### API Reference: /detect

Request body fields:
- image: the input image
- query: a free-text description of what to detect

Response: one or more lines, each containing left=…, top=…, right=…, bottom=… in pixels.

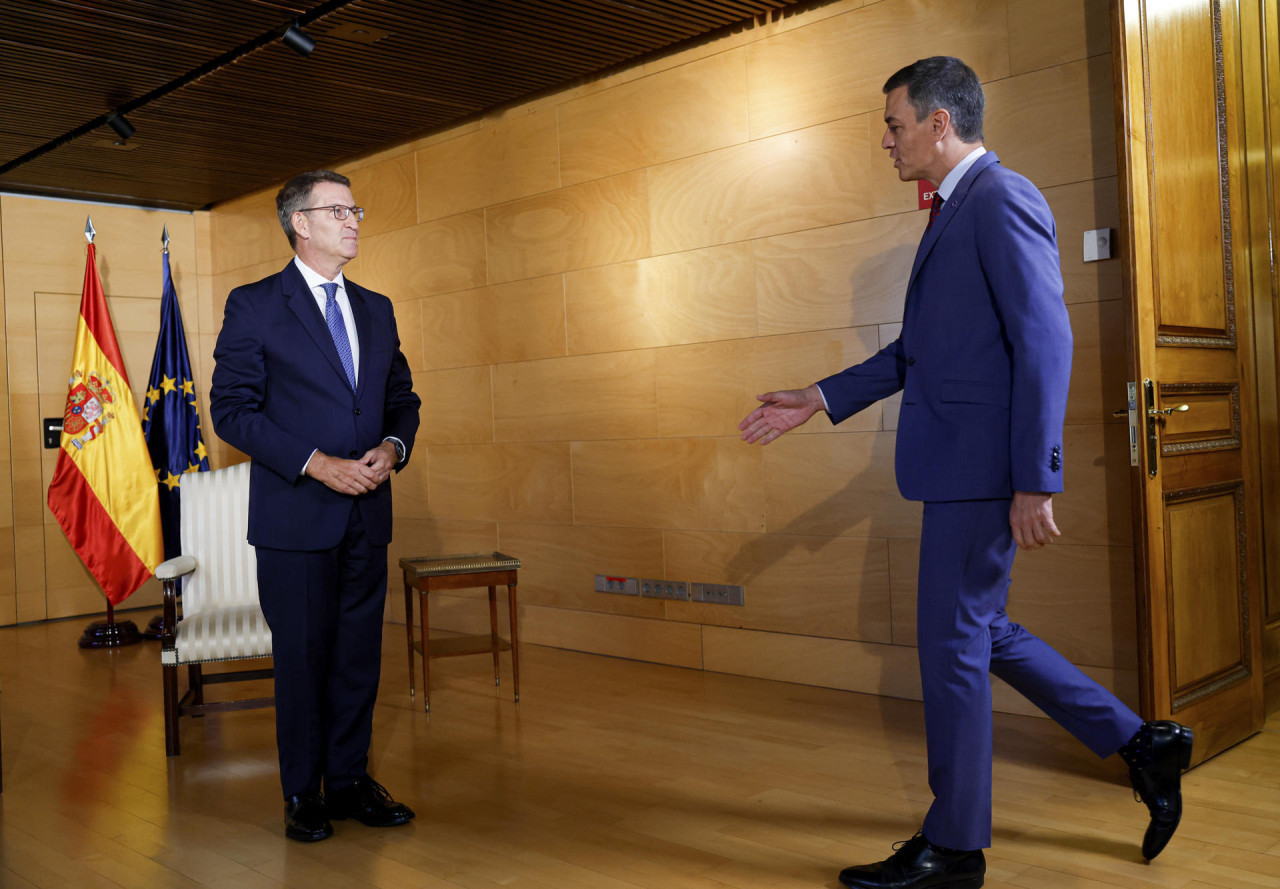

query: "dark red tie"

left=926, top=192, right=943, bottom=232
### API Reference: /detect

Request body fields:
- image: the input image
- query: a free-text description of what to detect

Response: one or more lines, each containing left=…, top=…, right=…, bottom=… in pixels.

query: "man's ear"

left=292, top=211, right=310, bottom=242
left=932, top=108, right=952, bottom=141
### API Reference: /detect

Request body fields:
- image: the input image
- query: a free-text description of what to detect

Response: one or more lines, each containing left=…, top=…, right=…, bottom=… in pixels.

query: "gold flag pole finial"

left=84, top=216, right=96, bottom=244
left=162, top=224, right=170, bottom=254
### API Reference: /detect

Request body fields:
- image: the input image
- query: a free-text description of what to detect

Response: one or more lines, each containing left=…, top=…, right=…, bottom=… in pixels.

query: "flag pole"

left=67, top=216, right=144, bottom=649
left=143, top=225, right=172, bottom=639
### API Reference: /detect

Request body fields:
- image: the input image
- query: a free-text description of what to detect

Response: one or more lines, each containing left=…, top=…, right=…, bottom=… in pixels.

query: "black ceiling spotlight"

left=105, top=111, right=135, bottom=141
left=281, top=22, right=316, bottom=56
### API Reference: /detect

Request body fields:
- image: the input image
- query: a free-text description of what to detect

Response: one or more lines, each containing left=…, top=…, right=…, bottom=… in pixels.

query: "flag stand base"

left=78, top=602, right=142, bottom=648
left=78, top=618, right=143, bottom=648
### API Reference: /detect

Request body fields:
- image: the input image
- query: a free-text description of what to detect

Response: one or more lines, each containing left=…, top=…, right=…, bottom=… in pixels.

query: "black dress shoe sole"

left=285, top=823, right=334, bottom=842
left=330, top=810, right=414, bottom=827
left=838, top=874, right=984, bottom=889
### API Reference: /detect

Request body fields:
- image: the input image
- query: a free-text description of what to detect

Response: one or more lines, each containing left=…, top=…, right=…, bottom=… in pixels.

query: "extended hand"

left=1010, top=491, right=1060, bottom=549
left=739, top=385, right=824, bottom=445
left=305, top=449, right=388, bottom=495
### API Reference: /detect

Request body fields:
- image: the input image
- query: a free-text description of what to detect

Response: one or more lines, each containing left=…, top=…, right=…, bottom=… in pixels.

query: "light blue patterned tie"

left=321, top=282, right=356, bottom=390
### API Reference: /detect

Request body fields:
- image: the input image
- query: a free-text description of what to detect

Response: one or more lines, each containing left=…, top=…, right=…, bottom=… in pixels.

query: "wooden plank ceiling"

left=0, top=0, right=808, bottom=211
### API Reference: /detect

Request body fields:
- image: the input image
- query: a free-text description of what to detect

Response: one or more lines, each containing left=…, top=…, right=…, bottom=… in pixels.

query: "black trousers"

left=255, top=506, right=387, bottom=799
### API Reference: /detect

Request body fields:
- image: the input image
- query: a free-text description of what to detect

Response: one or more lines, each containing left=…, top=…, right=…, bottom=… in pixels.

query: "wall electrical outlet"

left=594, top=574, right=639, bottom=595
left=640, top=579, right=689, bottom=600
left=689, top=583, right=745, bottom=606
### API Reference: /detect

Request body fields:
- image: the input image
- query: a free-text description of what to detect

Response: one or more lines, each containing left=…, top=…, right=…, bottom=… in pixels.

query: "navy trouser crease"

left=916, top=499, right=1144, bottom=851
left=256, top=504, right=388, bottom=800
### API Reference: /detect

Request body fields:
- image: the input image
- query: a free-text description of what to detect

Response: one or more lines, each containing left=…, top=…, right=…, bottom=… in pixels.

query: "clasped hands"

left=305, top=441, right=398, bottom=496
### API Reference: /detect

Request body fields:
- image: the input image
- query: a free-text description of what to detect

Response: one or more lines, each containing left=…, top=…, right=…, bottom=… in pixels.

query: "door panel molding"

left=1162, top=481, right=1250, bottom=710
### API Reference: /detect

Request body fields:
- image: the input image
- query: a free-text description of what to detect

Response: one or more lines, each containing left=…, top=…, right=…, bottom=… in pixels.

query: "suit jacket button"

left=348, top=450, right=359, bottom=458
left=354, top=408, right=361, bottom=416
left=906, top=357, right=916, bottom=366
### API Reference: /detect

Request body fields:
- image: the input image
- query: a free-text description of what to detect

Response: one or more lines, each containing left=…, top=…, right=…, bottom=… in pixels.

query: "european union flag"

left=142, top=245, right=210, bottom=559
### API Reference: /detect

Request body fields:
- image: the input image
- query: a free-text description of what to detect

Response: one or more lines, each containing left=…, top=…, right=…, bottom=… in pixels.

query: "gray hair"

left=883, top=57, right=985, bottom=144
left=276, top=170, right=352, bottom=250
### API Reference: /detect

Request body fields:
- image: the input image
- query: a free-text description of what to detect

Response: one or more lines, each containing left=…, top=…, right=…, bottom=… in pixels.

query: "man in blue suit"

left=740, top=58, right=1191, bottom=888
left=211, top=170, right=421, bottom=842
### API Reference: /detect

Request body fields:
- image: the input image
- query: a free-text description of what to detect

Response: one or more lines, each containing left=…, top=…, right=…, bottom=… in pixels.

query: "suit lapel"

left=282, top=261, right=355, bottom=393
left=905, top=151, right=1000, bottom=295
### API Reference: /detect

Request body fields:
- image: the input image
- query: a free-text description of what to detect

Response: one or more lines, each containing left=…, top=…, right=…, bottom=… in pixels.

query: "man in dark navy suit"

left=211, top=170, right=421, bottom=842
left=740, top=58, right=1191, bottom=888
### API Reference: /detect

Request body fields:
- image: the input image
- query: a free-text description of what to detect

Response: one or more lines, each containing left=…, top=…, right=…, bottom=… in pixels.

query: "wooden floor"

left=1, top=616, right=1277, bottom=889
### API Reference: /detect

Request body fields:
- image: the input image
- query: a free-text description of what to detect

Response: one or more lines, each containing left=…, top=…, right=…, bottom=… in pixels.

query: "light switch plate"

left=1084, top=228, right=1111, bottom=262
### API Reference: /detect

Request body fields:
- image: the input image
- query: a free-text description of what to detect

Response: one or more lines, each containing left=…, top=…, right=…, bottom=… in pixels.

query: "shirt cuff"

left=814, top=382, right=831, bottom=413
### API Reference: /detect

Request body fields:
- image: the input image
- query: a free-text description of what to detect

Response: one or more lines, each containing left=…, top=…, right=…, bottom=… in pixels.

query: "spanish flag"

left=48, top=237, right=163, bottom=604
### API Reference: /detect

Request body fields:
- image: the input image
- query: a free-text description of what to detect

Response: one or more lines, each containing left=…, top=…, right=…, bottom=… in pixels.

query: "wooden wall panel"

left=493, top=351, right=658, bottom=443
left=663, top=530, right=892, bottom=641
left=762, top=432, right=923, bottom=539
left=496, top=522, right=666, bottom=617
left=343, top=151, right=418, bottom=239
left=415, top=109, right=560, bottom=223
left=208, top=187, right=290, bottom=275
left=648, top=116, right=873, bottom=255
left=745, top=0, right=1009, bottom=138
left=520, top=604, right=704, bottom=669
left=1066, top=299, right=1128, bottom=427
left=656, top=327, right=882, bottom=440
left=985, top=56, right=1117, bottom=190
left=419, top=276, right=566, bottom=372
left=754, top=213, right=921, bottom=336
left=1044, top=177, right=1124, bottom=306
left=565, top=243, right=757, bottom=355
left=427, top=443, right=573, bottom=525
left=702, top=625, right=922, bottom=700
left=352, top=210, right=487, bottom=303
left=572, top=438, right=763, bottom=532
left=559, top=49, right=749, bottom=186
left=1054, top=423, right=1134, bottom=548
left=1007, top=0, right=1111, bottom=75
left=486, top=171, right=650, bottom=283
left=415, top=366, right=494, bottom=446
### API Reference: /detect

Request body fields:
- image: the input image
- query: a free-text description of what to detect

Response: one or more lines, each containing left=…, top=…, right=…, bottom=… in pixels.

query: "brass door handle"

left=1148, top=403, right=1190, bottom=417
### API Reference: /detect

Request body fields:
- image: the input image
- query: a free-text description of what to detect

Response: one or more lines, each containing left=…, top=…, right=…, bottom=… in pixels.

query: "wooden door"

left=1112, top=0, right=1267, bottom=763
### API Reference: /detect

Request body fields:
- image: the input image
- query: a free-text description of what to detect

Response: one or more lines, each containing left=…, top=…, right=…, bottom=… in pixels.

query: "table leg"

left=488, top=585, right=501, bottom=687
left=420, top=588, right=431, bottom=713
left=403, top=574, right=415, bottom=698
left=508, top=581, right=520, bottom=703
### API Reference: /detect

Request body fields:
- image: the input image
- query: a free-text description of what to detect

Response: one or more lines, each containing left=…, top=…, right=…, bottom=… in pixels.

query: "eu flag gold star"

left=146, top=387, right=161, bottom=404
left=194, top=441, right=208, bottom=461
left=181, top=380, right=195, bottom=396
left=161, top=375, right=177, bottom=394
left=163, top=471, right=181, bottom=491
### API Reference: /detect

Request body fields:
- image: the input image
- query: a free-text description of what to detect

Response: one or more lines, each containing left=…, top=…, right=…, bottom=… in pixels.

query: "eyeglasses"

left=298, top=204, right=365, bottom=221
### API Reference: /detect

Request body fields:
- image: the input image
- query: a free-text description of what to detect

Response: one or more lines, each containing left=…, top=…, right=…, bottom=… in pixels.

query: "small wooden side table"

left=398, top=552, right=521, bottom=712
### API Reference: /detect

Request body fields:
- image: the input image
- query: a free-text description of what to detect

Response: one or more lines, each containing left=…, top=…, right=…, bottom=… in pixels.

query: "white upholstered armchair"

left=159, top=460, right=273, bottom=756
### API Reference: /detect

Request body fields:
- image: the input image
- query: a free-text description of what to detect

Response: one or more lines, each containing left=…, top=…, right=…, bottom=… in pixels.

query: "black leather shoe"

left=284, top=790, right=333, bottom=842
left=838, top=834, right=985, bottom=888
left=1129, top=720, right=1193, bottom=860
left=327, top=776, right=415, bottom=827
